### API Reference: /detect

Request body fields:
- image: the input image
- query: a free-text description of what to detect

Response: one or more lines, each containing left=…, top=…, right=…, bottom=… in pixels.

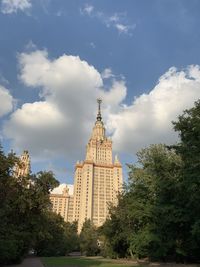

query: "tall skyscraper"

left=50, top=99, right=123, bottom=231
left=73, top=99, right=123, bottom=231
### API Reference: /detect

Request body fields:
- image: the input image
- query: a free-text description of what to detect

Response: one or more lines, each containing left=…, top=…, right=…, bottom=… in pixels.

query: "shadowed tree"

left=79, top=219, right=99, bottom=256
left=102, top=99, right=200, bottom=262
left=102, top=144, right=183, bottom=260
left=172, top=99, right=200, bottom=261
left=0, top=145, right=60, bottom=264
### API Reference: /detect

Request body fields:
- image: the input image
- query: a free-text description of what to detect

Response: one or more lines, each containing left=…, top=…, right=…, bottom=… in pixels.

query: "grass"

left=42, top=256, right=138, bottom=267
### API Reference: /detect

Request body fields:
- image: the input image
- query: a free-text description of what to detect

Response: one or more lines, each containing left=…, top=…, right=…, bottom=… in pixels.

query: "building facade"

left=50, top=186, right=74, bottom=223
left=14, top=150, right=31, bottom=178
left=73, top=99, right=123, bottom=231
left=50, top=99, right=123, bottom=231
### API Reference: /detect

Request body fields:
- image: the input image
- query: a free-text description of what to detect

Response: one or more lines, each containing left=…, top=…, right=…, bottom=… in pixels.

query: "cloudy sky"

left=0, top=0, right=200, bottom=185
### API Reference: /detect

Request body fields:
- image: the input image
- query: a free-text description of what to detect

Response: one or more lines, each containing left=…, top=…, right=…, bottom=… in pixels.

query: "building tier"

left=50, top=99, right=123, bottom=232
left=73, top=99, right=123, bottom=231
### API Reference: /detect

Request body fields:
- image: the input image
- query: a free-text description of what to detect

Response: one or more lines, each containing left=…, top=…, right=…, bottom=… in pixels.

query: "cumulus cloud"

left=108, top=65, right=200, bottom=154
left=1, top=0, right=32, bottom=14
left=4, top=101, right=66, bottom=157
left=0, top=85, right=13, bottom=117
left=3, top=48, right=200, bottom=163
left=101, top=80, right=127, bottom=114
left=4, top=49, right=125, bottom=159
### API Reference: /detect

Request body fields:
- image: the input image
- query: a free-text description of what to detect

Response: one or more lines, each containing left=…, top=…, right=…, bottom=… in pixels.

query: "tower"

left=14, top=150, right=31, bottom=178
left=73, top=99, right=123, bottom=231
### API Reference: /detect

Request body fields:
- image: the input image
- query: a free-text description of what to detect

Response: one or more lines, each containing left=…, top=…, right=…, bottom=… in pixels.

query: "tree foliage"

left=102, top=99, right=200, bottom=262
left=102, top=144, right=183, bottom=260
left=172, top=99, right=200, bottom=261
left=0, top=146, right=78, bottom=264
left=35, top=214, right=79, bottom=256
left=79, top=219, right=99, bottom=256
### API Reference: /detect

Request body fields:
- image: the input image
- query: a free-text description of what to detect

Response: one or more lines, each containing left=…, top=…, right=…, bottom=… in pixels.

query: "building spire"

left=96, top=98, right=102, bottom=121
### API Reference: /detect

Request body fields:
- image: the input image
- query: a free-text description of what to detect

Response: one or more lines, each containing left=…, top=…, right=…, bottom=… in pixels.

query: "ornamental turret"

left=14, top=150, right=31, bottom=178
left=86, top=99, right=112, bottom=164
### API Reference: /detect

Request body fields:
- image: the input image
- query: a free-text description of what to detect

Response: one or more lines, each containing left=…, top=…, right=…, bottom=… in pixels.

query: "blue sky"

left=0, top=0, right=200, bottom=185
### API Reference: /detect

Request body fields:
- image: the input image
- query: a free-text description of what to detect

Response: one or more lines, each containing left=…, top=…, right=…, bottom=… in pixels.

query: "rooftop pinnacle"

left=96, top=98, right=102, bottom=122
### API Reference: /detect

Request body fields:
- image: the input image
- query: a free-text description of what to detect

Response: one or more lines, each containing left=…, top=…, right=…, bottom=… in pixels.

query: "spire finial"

left=96, top=98, right=102, bottom=121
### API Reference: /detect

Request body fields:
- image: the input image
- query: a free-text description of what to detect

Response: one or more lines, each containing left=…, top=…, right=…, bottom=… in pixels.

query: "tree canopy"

left=79, top=219, right=99, bottom=256
left=0, top=147, right=79, bottom=264
left=101, top=99, right=200, bottom=262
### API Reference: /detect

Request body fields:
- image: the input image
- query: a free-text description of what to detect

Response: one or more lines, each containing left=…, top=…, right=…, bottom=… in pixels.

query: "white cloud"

left=0, top=73, right=9, bottom=85
left=109, top=13, right=120, bottom=22
left=115, top=23, right=136, bottom=35
left=4, top=101, right=66, bottom=157
left=80, top=5, right=135, bottom=35
left=24, top=40, right=37, bottom=51
left=101, top=68, right=114, bottom=79
left=4, top=49, right=125, bottom=159
left=3, top=48, right=200, bottom=165
left=101, top=80, right=127, bottom=112
left=0, top=85, right=13, bottom=117
left=108, top=65, right=200, bottom=154
left=81, top=4, right=94, bottom=15
left=1, top=0, right=32, bottom=14
left=18, top=50, right=102, bottom=91
left=115, top=24, right=128, bottom=34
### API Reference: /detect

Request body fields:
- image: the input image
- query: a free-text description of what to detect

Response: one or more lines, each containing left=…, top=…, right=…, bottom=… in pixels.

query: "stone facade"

left=73, top=99, right=123, bottom=231
left=50, top=186, right=74, bottom=222
left=50, top=99, right=123, bottom=231
left=14, top=150, right=31, bottom=178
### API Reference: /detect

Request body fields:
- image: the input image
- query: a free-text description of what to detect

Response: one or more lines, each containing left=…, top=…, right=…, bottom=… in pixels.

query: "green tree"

left=79, top=219, right=99, bottom=256
left=0, top=145, right=60, bottom=264
left=173, top=99, right=200, bottom=261
left=102, top=99, right=200, bottom=262
left=100, top=197, right=130, bottom=258
left=0, top=146, right=25, bottom=264
left=35, top=213, right=79, bottom=256
left=127, top=145, right=183, bottom=260
left=102, top=144, right=183, bottom=261
left=64, top=221, right=80, bottom=253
